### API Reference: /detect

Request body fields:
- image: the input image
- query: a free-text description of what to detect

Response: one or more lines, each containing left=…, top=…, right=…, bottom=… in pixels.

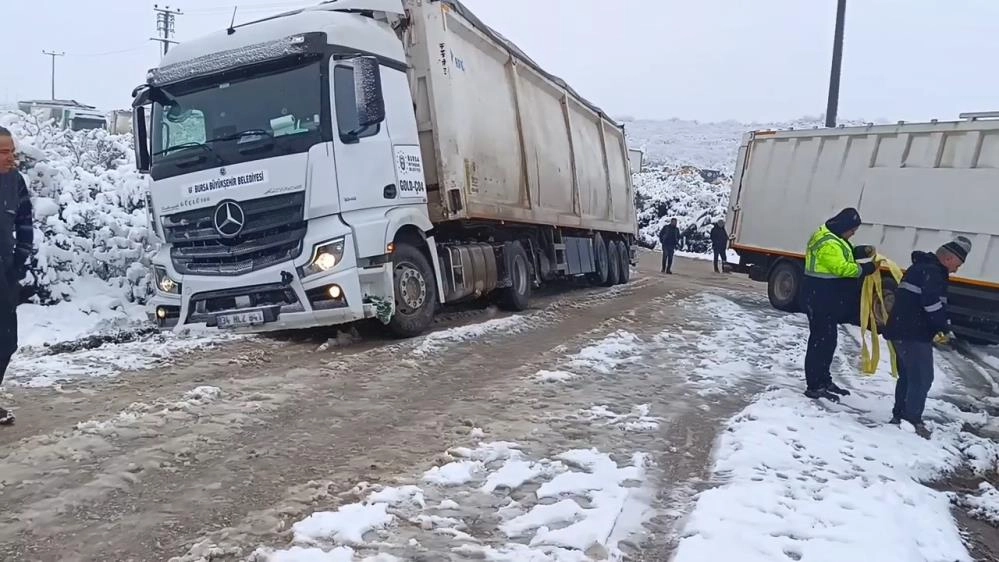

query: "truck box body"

left=728, top=119, right=999, bottom=342
left=405, top=0, right=636, bottom=235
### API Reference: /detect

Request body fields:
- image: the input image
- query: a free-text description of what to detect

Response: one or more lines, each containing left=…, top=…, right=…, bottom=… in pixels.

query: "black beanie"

left=825, top=207, right=862, bottom=237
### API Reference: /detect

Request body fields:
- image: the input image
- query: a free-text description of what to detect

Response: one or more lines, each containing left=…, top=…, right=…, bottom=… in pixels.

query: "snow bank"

left=624, top=116, right=875, bottom=254
left=674, top=389, right=972, bottom=562
left=255, top=441, right=652, bottom=560
left=672, top=292, right=999, bottom=562
left=0, top=110, right=153, bottom=308
left=633, top=165, right=730, bottom=251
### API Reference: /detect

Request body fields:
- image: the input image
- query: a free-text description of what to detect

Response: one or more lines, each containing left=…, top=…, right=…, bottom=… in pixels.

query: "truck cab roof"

left=154, top=2, right=404, bottom=77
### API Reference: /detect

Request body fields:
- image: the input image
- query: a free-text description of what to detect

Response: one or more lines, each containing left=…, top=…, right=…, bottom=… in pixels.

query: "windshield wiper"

left=207, top=129, right=274, bottom=143
left=153, top=141, right=225, bottom=165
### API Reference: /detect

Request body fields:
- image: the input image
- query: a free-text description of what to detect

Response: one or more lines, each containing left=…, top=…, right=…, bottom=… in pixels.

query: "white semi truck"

left=726, top=115, right=999, bottom=343
left=131, top=0, right=637, bottom=337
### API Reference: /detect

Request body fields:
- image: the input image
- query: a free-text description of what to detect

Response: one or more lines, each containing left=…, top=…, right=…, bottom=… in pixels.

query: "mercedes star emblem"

left=213, top=200, right=245, bottom=238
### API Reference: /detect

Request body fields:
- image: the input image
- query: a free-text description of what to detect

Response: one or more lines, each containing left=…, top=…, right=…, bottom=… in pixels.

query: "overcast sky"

left=2, top=0, right=997, bottom=123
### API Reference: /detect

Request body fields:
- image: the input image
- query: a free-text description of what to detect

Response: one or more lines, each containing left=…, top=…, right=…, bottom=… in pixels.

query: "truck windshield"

left=150, top=61, right=323, bottom=180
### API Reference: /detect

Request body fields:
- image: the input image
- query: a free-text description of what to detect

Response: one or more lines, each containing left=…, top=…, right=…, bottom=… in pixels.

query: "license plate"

left=216, top=309, right=265, bottom=329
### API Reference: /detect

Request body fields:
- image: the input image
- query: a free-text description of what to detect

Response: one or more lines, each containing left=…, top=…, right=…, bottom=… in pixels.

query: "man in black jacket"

left=710, top=220, right=729, bottom=273
left=658, top=218, right=680, bottom=274
left=884, top=236, right=971, bottom=437
left=0, top=126, right=33, bottom=426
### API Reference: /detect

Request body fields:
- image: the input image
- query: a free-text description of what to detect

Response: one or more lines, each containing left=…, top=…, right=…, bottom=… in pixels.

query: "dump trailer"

left=727, top=115, right=999, bottom=343
left=131, top=0, right=637, bottom=337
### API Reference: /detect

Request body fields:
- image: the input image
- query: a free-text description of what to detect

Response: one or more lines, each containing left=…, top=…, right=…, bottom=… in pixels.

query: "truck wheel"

left=616, top=241, right=631, bottom=284
left=587, top=233, right=609, bottom=285
left=387, top=243, right=437, bottom=338
left=605, top=240, right=621, bottom=287
left=500, top=241, right=532, bottom=311
left=768, top=260, right=803, bottom=313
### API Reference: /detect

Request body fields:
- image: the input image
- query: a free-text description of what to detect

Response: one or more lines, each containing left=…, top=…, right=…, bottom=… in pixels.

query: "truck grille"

left=163, top=192, right=307, bottom=276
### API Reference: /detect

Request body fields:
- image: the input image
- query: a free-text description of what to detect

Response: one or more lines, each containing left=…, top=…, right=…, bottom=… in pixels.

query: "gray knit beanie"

left=940, top=236, right=972, bottom=263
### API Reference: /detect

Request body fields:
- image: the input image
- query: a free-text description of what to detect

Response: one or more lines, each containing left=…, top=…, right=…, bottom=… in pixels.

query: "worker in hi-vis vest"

left=802, top=207, right=877, bottom=402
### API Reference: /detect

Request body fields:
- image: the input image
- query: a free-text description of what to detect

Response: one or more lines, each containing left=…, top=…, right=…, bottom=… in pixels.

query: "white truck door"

left=329, top=60, right=397, bottom=216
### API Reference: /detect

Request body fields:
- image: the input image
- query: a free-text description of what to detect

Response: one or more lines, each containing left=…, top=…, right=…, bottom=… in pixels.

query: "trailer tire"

left=617, top=241, right=631, bottom=284
left=499, top=241, right=532, bottom=311
left=768, top=260, right=803, bottom=313
left=386, top=243, right=437, bottom=338
left=605, top=240, right=621, bottom=287
left=588, top=233, right=610, bottom=286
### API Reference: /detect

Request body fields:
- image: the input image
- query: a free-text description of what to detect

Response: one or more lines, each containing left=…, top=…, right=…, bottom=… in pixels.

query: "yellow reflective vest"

left=805, top=225, right=861, bottom=279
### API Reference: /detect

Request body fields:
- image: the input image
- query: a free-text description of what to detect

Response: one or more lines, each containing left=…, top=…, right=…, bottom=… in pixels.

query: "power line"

left=66, top=45, right=151, bottom=58
left=151, top=4, right=183, bottom=57
left=41, top=50, right=64, bottom=100
left=184, top=1, right=313, bottom=14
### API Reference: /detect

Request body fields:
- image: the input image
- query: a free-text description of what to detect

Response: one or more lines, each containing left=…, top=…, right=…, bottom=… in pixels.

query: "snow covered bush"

left=633, top=165, right=731, bottom=252
left=0, top=111, right=154, bottom=305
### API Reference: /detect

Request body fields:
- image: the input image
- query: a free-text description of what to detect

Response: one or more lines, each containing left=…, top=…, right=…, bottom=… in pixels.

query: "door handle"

left=383, top=184, right=398, bottom=199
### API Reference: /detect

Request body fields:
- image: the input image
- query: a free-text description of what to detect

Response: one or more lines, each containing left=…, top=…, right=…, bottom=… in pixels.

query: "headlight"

left=154, top=266, right=181, bottom=294
left=300, top=237, right=346, bottom=278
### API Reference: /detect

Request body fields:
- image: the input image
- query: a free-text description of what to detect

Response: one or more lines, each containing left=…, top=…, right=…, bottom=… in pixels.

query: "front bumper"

left=149, top=262, right=393, bottom=333
left=147, top=230, right=394, bottom=333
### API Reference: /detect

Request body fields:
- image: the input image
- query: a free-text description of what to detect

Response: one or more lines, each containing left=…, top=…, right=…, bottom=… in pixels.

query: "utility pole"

left=41, top=50, right=65, bottom=100
left=824, top=0, right=847, bottom=128
left=151, top=5, right=182, bottom=57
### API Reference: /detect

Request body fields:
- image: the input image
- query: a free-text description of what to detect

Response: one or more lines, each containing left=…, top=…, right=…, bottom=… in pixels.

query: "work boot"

left=888, top=416, right=902, bottom=425
left=804, top=387, right=840, bottom=403
left=0, top=407, right=14, bottom=426
left=826, top=382, right=852, bottom=397
left=913, top=423, right=931, bottom=440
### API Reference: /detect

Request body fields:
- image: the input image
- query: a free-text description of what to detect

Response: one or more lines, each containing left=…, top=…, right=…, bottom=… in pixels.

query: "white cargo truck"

left=727, top=115, right=999, bottom=343
left=131, top=0, right=637, bottom=337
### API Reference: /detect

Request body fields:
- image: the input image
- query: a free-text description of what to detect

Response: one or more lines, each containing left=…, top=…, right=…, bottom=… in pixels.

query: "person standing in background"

left=659, top=218, right=681, bottom=274
left=0, top=126, right=33, bottom=426
left=710, top=220, right=729, bottom=273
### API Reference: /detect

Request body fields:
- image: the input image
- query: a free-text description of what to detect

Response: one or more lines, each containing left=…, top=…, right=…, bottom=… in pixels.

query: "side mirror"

left=353, top=56, right=385, bottom=130
left=133, top=105, right=151, bottom=173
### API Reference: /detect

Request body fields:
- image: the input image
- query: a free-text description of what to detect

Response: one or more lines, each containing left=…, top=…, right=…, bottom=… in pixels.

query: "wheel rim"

left=774, top=269, right=795, bottom=302
left=512, top=256, right=528, bottom=296
left=395, top=262, right=427, bottom=315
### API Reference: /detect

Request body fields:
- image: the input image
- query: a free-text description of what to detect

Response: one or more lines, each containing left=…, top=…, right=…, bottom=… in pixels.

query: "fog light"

left=156, top=306, right=167, bottom=319
left=328, top=285, right=342, bottom=299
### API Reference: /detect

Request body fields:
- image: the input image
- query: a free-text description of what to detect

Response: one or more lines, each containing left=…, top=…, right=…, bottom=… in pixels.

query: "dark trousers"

left=804, top=307, right=838, bottom=391
left=662, top=247, right=676, bottom=272
left=892, top=340, right=934, bottom=424
left=0, top=274, right=18, bottom=386
left=713, top=248, right=727, bottom=272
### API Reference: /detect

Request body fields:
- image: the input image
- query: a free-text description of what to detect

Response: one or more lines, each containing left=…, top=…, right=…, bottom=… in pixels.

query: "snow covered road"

left=0, top=253, right=996, bottom=562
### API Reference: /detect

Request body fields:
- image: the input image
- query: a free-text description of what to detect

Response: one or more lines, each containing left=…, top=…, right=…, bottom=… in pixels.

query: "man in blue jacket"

left=884, top=236, right=971, bottom=437
left=0, top=127, right=33, bottom=426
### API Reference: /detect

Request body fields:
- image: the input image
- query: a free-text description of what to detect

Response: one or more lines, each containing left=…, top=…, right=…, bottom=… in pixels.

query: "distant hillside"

left=621, top=116, right=875, bottom=173
left=622, top=116, right=873, bottom=251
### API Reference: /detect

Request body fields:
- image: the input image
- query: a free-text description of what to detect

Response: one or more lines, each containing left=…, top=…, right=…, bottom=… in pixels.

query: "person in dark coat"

left=884, top=237, right=971, bottom=438
left=0, top=126, right=33, bottom=426
left=710, top=220, right=729, bottom=273
left=658, top=218, right=680, bottom=274
left=802, top=208, right=877, bottom=402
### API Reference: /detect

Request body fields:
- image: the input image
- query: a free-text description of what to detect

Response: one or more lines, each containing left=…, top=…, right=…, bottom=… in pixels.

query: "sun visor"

left=146, top=32, right=327, bottom=88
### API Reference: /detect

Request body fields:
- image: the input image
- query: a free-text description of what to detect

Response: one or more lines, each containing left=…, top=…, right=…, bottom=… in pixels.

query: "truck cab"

left=133, top=4, right=439, bottom=335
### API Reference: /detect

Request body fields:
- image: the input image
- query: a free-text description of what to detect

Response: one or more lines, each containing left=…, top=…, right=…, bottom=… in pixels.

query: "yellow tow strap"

left=859, top=254, right=904, bottom=377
